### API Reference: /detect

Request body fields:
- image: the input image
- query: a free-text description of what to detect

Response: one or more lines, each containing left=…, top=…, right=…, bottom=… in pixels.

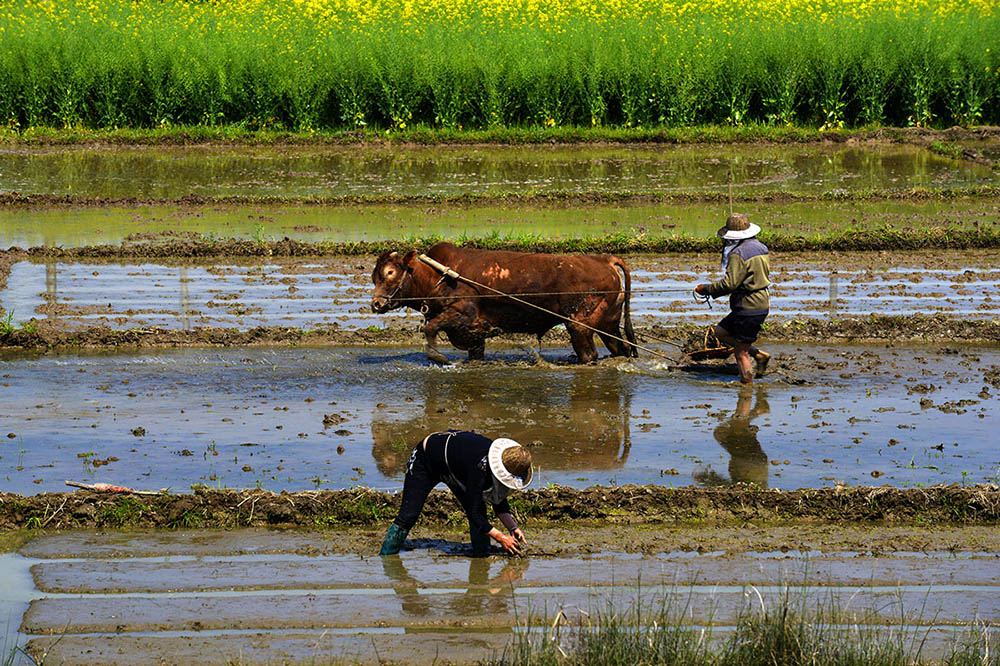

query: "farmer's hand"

left=694, top=284, right=708, bottom=295
left=511, top=528, right=526, bottom=544
left=489, top=528, right=522, bottom=556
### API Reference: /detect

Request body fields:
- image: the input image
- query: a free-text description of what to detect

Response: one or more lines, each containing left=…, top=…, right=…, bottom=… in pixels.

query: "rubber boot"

left=470, top=528, right=491, bottom=558
left=379, top=523, right=409, bottom=556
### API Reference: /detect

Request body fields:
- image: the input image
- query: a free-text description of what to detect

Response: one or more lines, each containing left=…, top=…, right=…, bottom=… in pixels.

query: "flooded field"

left=3, top=251, right=999, bottom=332
left=2, top=143, right=995, bottom=201
left=1, top=342, right=998, bottom=496
left=2, top=527, right=999, bottom=664
left=3, top=197, right=1000, bottom=249
left=2, top=137, right=999, bottom=664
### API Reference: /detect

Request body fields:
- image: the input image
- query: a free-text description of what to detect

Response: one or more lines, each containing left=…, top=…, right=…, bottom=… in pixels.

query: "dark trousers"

left=393, top=445, right=441, bottom=531
left=392, top=445, right=491, bottom=555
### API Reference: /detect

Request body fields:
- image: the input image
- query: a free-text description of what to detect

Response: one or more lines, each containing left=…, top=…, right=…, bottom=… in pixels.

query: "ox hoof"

left=425, top=348, right=450, bottom=365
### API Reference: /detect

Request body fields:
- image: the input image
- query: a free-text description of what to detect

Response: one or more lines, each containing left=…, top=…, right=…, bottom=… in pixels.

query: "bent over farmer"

left=379, top=430, right=533, bottom=557
left=695, top=213, right=772, bottom=384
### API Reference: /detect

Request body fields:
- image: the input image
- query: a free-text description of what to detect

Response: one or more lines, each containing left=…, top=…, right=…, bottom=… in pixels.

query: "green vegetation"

left=0, top=0, right=997, bottom=133
left=489, top=593, right=999, bottom=666
left=96, top=496, right=148, bottom=527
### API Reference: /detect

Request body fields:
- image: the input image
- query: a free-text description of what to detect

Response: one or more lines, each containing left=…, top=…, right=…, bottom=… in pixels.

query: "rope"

left=634, top=329, right=686, bottom=349
left=417, top=254, right=684, bottom=364
left=391, top=286, right=688, bottom=303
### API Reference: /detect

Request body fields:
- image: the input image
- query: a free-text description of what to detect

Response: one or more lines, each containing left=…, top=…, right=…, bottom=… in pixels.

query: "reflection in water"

left=179, top=266, right=191, bottom=332
left=381, top=555, right=527, bottom=618
left=371, top=369, right=632, bottom=477
left=829, top=272, right=840, bottom=313
left=694, top=388, right=770, bottom=488
left=44, top=261, right=57, bottom=319
left=0, top=144, right=992, bottom=201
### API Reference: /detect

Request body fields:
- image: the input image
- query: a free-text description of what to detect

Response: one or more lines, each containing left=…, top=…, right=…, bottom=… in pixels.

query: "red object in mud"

left=65, top=480, right=161, bottom=495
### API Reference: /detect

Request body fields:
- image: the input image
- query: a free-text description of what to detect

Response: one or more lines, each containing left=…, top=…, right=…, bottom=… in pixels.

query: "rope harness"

left=416, top=254, right=685, bottom=363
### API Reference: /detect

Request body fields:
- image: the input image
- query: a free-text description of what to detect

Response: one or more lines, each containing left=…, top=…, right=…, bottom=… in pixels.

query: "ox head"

left=371, top=249, right=418, bottom=313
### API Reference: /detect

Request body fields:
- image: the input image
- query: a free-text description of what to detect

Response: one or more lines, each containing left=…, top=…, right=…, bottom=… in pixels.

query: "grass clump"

left=489, top=588, right=1000, bottom=666
left=95, top=496, right=148, bottom=527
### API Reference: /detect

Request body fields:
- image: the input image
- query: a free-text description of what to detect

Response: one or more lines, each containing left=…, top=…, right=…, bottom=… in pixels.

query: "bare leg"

left=714, top=325, right=756, bottom=384
left=733, top=341, right=754, bottom=384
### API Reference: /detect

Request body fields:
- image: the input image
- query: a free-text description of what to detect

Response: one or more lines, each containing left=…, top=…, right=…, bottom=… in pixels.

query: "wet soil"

left=2, top=316, right=999, bottom=352
left=2, top=186, right=999, bottom=209
left=2, top=484, right=998, bottom=533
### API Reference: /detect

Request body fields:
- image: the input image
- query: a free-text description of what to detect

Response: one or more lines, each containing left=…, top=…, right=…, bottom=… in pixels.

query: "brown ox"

left=370, top=242, right=637, bottom=363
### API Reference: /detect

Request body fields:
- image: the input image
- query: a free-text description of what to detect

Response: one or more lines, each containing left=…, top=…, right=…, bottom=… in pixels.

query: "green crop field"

left=0, top=0, right=998, bottom=132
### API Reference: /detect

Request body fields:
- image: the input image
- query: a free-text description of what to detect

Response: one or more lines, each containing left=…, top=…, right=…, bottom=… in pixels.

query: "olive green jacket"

left=705, top=238, right=771, bottom=313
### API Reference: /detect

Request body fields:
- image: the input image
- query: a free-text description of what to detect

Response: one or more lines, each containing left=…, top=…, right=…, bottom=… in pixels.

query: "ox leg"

left=468, top=343, right=485, bottom=361
left=597, top=324, right=627, bottom=357
left=566, top=324, right=599, bottom=364
left=423, top=328, right=450, bottom=365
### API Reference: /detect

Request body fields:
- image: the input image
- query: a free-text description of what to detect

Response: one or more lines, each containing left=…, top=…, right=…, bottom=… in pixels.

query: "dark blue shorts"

left=718, top=310, right=768, bottom=344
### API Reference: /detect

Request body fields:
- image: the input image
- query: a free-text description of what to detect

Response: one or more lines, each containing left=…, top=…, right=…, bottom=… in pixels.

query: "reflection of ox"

left=371, top=241, right=637, bottom=363
left=370, top=370, right=632, bottom=478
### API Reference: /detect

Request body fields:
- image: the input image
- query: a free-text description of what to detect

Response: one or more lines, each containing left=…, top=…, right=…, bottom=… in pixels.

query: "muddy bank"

left=2, top=485, right=999, bottom=532
left=3, top=185, right=1000, bottom=211
left=6, top=226, right=1000, bottom=264
left=2, top=315, right=999, bottom=351
left=3, top=123, right=1000, bottom=147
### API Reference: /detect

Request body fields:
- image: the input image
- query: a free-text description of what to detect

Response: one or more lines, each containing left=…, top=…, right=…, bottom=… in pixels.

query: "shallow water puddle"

left=1, top=143, right=993, bottom=201
left=2, top=198, right=999, bottom=249
left=5, top=254, right=1000, bottom=331
left=0, top=344, right=997, bottom=496
left=6, top=531, right=1000, bottom=665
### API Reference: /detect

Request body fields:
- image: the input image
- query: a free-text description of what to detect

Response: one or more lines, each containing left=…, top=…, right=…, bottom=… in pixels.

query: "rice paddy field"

left=0, top=0, right=998, bottom=132
left=2, top=1, right=1000, bottom=664
left=2, top=137, right=1000, bottom=664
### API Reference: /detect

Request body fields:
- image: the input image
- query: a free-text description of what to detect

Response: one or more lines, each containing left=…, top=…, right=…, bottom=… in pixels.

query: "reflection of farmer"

left=713, top=387, right=770, bottom=487
left=379, top=430, right=533, bottom=557
left=695, top=213, right=771, bottom=384
left=381, top=555, right=527, bottom=618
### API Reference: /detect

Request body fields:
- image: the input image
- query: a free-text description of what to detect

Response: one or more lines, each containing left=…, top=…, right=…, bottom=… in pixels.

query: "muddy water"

left=2, top=197, right=999, bottom=249
left=5, top=252, right=1000, bottom=331
left=1, top=144, right=994, bottom=201
left=1, top=343, right=998, bottom=496
left=5, top=529, right=1000, bottom=664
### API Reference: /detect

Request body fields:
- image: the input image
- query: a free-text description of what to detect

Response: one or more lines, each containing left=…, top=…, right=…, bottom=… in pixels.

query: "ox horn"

left=389, top=251, right=398, bottom=258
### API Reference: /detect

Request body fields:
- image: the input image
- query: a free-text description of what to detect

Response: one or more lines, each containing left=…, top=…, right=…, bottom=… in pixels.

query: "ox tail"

left=611, top=256, right=638, bottom=358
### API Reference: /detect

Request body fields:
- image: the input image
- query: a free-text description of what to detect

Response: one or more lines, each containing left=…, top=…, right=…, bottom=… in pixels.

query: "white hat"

left=487, top=438, right=533, bottom=490
left=717, top=213, right=761, bottom=240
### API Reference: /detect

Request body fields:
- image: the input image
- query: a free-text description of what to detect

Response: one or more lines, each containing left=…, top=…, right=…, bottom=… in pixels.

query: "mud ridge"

left=3, top=124, right=1000, bottom=148
left=2, top=185, right=1000, bottom=211
left=7, top=226, right=1000, bottom=263
left=2, top=315, right=999, bottom=351
left=2, top=484, right=998, bottom=531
